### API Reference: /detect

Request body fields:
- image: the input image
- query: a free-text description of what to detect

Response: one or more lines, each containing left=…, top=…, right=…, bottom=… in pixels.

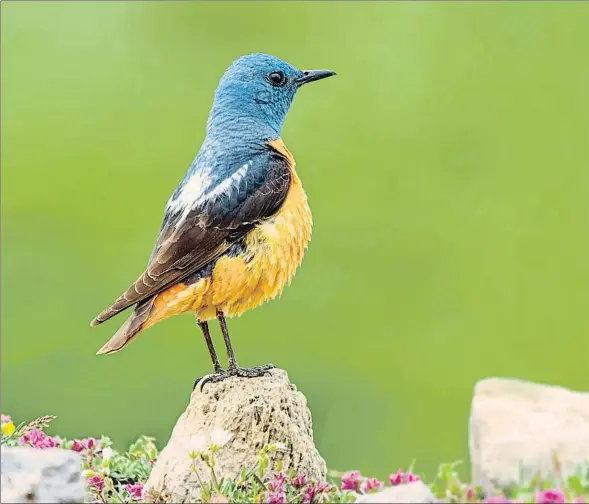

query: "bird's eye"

left=267, top=71, right=287, bottom=87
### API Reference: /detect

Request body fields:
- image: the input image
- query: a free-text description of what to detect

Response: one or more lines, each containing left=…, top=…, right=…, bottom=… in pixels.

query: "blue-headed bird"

left=91, top=53, right=335, bottom=384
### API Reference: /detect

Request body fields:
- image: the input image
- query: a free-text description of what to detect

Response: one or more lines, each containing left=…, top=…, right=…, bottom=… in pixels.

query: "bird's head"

left=206, top=53, right=336, bottom=141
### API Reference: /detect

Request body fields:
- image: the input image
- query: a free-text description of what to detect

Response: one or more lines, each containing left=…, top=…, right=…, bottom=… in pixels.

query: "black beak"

left=296, top=69, right=337, bottom=86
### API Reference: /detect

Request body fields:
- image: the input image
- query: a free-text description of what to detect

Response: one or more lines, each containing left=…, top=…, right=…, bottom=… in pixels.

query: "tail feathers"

left=91, top=274, right=152, bottom=327
left=91, top=297, right=133, bottom=327
left=95, top=299, right=155, bottom=355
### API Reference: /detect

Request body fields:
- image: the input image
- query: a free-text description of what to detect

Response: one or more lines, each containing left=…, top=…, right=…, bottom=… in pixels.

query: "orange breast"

left=197, top=140, right=312, bottom=320
left=144, top=139, right=312, bottom=326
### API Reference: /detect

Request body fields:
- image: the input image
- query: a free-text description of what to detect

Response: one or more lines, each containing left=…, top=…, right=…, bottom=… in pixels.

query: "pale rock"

left=356, top=481, right=436, bottom=503
left=0, top=446, right=87, bottom=503
left=470, top=377, right=589, bottom=493
left=143, top=368, right=326, bottom=503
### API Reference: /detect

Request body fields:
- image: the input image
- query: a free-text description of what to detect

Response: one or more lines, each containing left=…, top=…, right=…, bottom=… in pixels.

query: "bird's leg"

left=194, top=311, right=274, bottom=389
left=198, top=318, right=224, bottom=373
left=217, top=310, right=274, bottom=378
left=192, top=317, right=227, bottom=391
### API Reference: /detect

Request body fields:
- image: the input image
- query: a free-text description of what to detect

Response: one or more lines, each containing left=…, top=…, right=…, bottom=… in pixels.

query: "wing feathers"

left=91, top=148, right=291, bottom=326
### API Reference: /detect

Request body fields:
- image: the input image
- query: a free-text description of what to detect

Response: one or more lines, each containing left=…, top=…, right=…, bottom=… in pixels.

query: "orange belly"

left=198, top=169, right=312, bottom=320
left=141, top=148, right=312, bottom=329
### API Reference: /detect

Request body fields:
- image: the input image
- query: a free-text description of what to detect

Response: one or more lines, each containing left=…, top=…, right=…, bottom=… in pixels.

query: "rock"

left=1, top=446, right=87, bottom=503
left=356, top=482, right=435, bottom=503
left=143, top=368, right=326, bottom=503
left=469, top=377, right=589, bottom=493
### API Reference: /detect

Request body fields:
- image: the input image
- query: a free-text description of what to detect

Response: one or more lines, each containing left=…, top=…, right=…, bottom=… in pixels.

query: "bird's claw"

left=192, top=363, right=275, bottom=393
left=229, top=363, right=275, bottom=378
left=193, top=368, right=227, bottom=392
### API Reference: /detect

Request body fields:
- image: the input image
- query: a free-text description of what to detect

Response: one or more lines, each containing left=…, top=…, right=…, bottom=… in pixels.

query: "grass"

left=2, top=414, right=589, bottom=503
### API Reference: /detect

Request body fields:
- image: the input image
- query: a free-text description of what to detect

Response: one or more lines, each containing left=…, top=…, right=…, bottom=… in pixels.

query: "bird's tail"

left=95, top=298, right=155, bottom=356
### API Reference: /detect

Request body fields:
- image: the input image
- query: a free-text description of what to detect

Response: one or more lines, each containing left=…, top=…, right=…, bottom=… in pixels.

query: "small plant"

left=1, top=413, right=155, bottom=503
left=2, top=413, right=589, bottom=503
left=179, top=433, right=357, bottom=503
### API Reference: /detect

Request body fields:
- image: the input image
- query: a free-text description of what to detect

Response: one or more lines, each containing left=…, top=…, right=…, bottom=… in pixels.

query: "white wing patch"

left=167, top=169, right=212, bottom=214
left=205, top=161, right=250, bottom=202
left=166, top=161, right=252, bottom=228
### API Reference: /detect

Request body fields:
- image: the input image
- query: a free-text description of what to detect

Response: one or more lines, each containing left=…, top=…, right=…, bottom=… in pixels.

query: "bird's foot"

left=192, top=366, right=227, bottom=392
left=228, top=362, right=275, bottom=378
left=192, top=363, right=275, bottom=393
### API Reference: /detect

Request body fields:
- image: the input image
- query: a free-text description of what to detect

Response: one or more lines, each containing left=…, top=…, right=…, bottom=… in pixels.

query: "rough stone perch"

left=470, top=377, right=589, bottom=494
left=0, top=446, right=87, bottom=503
left=143, top=368, right=326, bottom=503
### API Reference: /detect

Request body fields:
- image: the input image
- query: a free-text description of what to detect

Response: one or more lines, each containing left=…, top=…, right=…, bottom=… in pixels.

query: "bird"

left=90, top=53, right=336, bottom=385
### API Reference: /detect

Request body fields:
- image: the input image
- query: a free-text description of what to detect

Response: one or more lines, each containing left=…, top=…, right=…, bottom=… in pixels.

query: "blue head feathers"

left=170, top=53, right=335, bottom=203
left=206, top=53, right=336, bottom=141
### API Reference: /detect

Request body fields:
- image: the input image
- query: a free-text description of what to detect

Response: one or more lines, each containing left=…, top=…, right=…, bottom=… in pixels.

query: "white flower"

left=101, top=447, right=113, bottom=461
left=210, top=429, right=233, bottom=448
left=188, top=433, right=208, bottom=453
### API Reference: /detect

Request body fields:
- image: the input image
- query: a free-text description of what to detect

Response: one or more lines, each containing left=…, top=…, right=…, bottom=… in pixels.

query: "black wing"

left=91, top=146, right=292, bottom=325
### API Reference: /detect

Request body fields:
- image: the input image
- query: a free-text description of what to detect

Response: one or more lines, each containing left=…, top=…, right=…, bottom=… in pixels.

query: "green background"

left=2, top=1, right=589, bottom=481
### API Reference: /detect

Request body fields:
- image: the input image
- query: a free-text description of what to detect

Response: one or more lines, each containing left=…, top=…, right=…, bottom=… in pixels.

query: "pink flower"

left=535, top=488, right=566, bottom=504
left=465, top=486, right=477, bottom=500
left=266, top=490, right=287, bottom=504
left=1, top=414, right=13, bottom=424
left=316, top=482, right=330, bottom=493
left=126, top=483, right=144, bottom=500
left=70, top=438, right=99, bottom=453
left=341, top=470, right=363, bottom=492
left=361, top=477, right=384, bottom=493
left=389, top=469, right=421, bottom=486
left=292, top=474, right=307, bottom=489
left=303, top=482, right=331, bottom=503
left=71, top=440, right=85, bottom=452
left=88, top=475, right=105, bottom=492
left=303, top=483, right=316, bottom=503
left=268, top=472, right=286, bottom=492
left=19, top=429, right=61, bottom=449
